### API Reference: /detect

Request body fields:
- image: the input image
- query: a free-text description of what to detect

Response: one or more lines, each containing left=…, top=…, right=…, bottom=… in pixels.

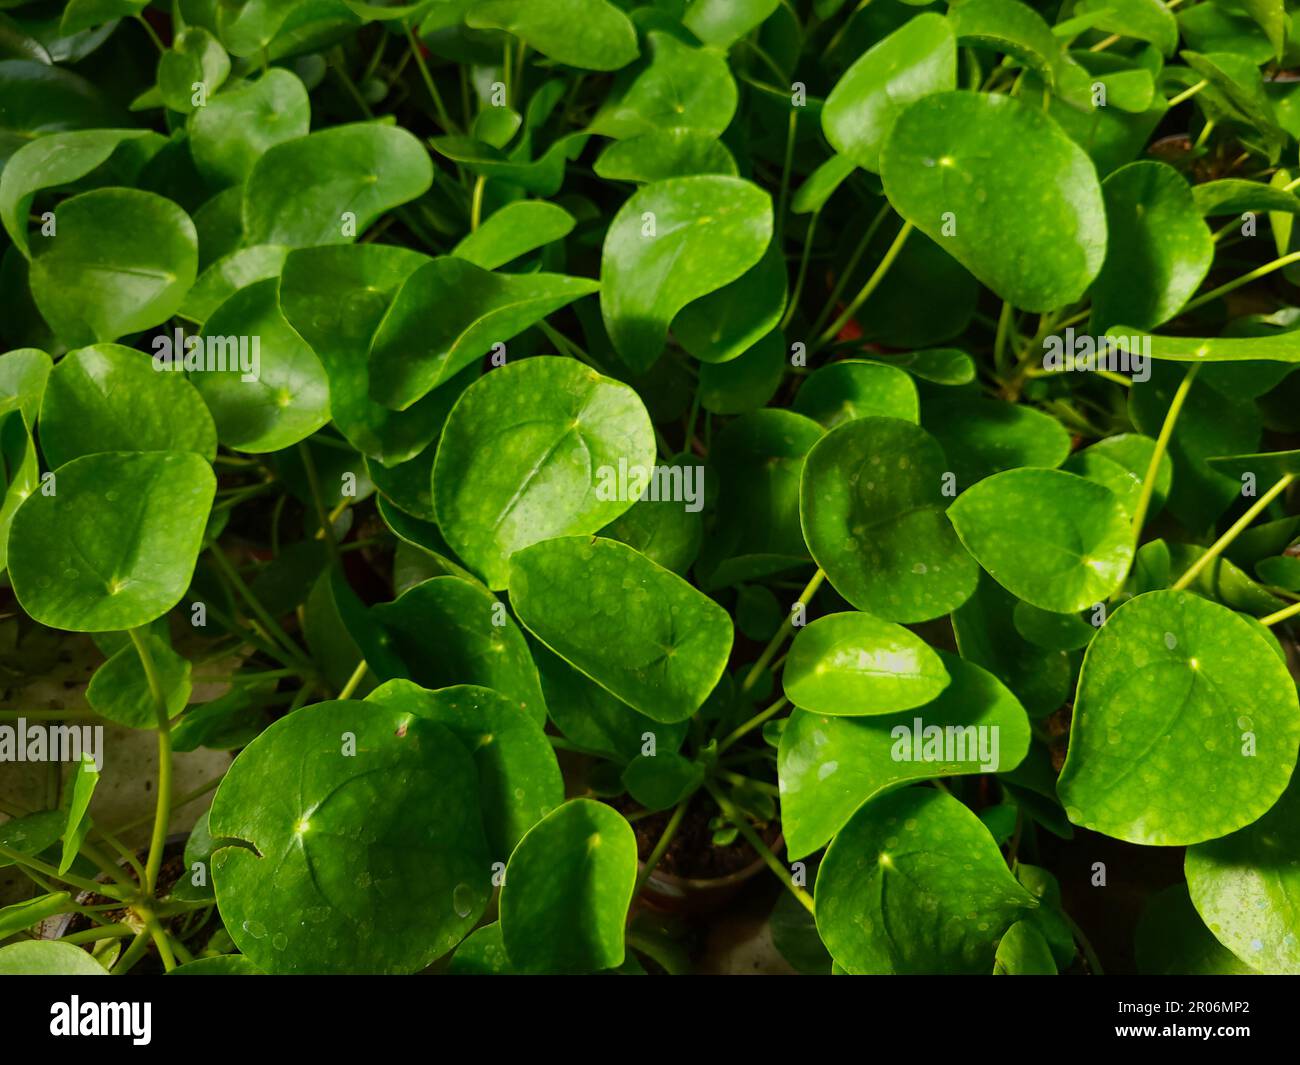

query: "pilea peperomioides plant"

left=2, top=0, right=1300, bottom=980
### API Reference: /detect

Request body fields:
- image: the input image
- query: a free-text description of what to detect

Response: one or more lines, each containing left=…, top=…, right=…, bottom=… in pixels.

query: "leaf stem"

left=298, top=442, right=339, bottom=564
left=470, top=174, right=486, bottom=231
left=1181, top=251, right=1300, bottom=316
left=1167, top=79, right=1208, bottom=108
left=405, top=25, right=458, bottom=133
left=337, top=659, right=368, bottom=700
left=1259, top=599, right=1300, bottom=626
left=129, top=628, right=173, bottom=898
left=740, top=567, right=825, bottom=693
left=1127, top=364, right=1199, bottom=544
left=718, top=697, right=788, bottom=755
left=815, top=221, right=914, bottom=348
left=705, top=783, right=813, bottom=915
left=1172, top=473, right=1295, bottom=591
left=633, top=798, right=689, bottom=895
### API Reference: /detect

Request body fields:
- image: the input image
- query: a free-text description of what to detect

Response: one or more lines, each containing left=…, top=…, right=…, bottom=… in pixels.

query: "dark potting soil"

left=62, top=852, right=188, bottom=939
left=622, top=793, right=779, bottom=880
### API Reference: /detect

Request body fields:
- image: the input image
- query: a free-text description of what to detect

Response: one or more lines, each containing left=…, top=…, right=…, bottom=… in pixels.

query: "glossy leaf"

left=509, top=535, right=733, bottom=723
left=800, top=417, right=979, bottom=622
left=793, top=360, right=919, bottom=428
left=783, top=611, right=950, bottom=716
left=210, top=699, right=491, bottom=973
left=601, top=175, right=772, bottom=371
left=466, top=0, right=638, bottom=72
left=948, top=468, right=1134, bottom=613
left=451, top=201, right=575, bottom=270
left=815, top=788, right=1037, bottom=974
left=1057, top=590, right=1300, bottom=845
left=188, top=68, right=310, bottom=189
left=8, top=451, right=215, bottom=632
left=500, top=798, right=636, bottom=973
left=881, top=91, right=1106, bottom=312
left=432, top=357, right=654, bottom=588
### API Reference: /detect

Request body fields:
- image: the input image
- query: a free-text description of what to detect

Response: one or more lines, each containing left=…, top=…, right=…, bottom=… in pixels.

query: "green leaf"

left=368, top=257, right=599, bottom=410
left=593, top=128, right=737, bottom=183
left=948, top=0, right=1067, bottom=89
left=601, top=175, right=772, bottom=371
left=1074, top=0, right=1178, bottom=56
left=429, top=132, right=586, bottom=196
left=881, top=91, right=1106, bottom=312
left=821, top=13, right=955, bottom=174
left=210, top=699, right=491, bottom=973
left=242, top=123, right=433, bottom=247
left=800, top=417, right=978, bottom=622
left=0, top=940, right=107, bottom=975
left=590, top=31, right=737, bottom=139
left=279, top=243, right=454, bottom=465
left=779, top=651, right=1030, bottom=857
left=58, top=753, right=98, bottom=873
left=815, top=788, right=1037, bottom=974
left=9, top=451, right=216, bottom=632
left=193, top=278, right=330, bottom=452
left=1136, top=882, right=1258, bottom=975
left=1107, top=328, right=1300, bottom=363
left=509, top=535, right=733, bottom=723
left=993, top=920, right=1056, bottom=974
left=783, top=611, right=950, bottom=716
left=40, top=343, right=216, bottom=467
left=673, top=241, right=786, bottom=365
left=0, top=891, right=71, bottom=939
left=500, top=798, right=636, bottom=973
left=432, top=357, right=654, bottom=588
left=1090, top=161, right=1213, bottom=332
left=449, top=922, right=516, bottom=974
left=188, top=68, right=310, bottom=189
left=682, top=0, right=779, bottom=48
left=1064, top=432, right=1171, bottom=518
left=621, top=750, right=704, bottom=811
left=169, top=955, right=264, bottom=974
left=158, top=27, right=230, bottom=114
left=180, top=244, right=290, bottom=325
left=466, top=0, right=638, bottom=71
left=1186, top=777, right=1300, bottom=973
left=451, top=201, right=575, bottom=270
left=948, top=468, right=1134, bottom=613
left=87, top=633, right=190, bottom=728
left=367, top=680, right=563, bottom=858
left=697, top=330, right=787, bottom=416
left=1238, top=0, right=1286, bottom=59
left=922, top=395, right=1071, bottom=488
left=0, top=60, right=124, bottom=168
left=1193, top=178, right=1300, bottom=217
left=0, top=128, right=163, bottom=256
left=0, top=810, right=65, bottom=868
left=371, top=575, right=547, bottom=726
left=29, top=187, right=198, bottom=346
left=1057, top=590, right=1300, bottom=845
left=792, top=359, right=919, bottom=428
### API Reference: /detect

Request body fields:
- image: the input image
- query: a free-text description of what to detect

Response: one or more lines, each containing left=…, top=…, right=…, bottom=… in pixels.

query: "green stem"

left=470, top=174, right=486, bottom=231
left=1181, top=251, right=1300, bottom=317
left=130, top=628, right=173, bottom=898
left=0, top=845, right=126, bottom=900
left=57, top=924, right=135, bottom=946
left=781, top=207, right=821, bottom=331
left=337, top=659, right=368, bottom=700
left=1260, top=599, right=1300, bottom=626
left=112, top=931, right=152, bottom=974
left=298, top=442, right=339, bottom=564
left=405, top=25, right=458, bottom=133
left=141, top=910, right=177, bottom=972
left=717, top=769, right=780, bottom=796
left=718, top=697, right=788, bottom=755
left=134, top=13, right=164, bottom=51
left=209, top=547, right=310, bottom=667
left=815, top=221, right=914, bottom=348
left=705, top=784, right=813, bottom=915
left=633, top=799, right=689, bottom=894
left=775, top=108, right=797, bottom=247
left=1172, top=473, right=1295, bottom=591
left=740, top=567, right=825, bottom=693
left=808, top=202, right=892, bottom=340
left=1167, top=79, right=1208, bottom=108
left=1061, top=910, right=1104, bottom=975
left=1127, top=364, right=1199, bottom=544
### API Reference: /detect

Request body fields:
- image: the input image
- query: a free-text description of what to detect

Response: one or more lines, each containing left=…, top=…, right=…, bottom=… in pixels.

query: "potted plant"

left=1, top=0, right=1298, bottom=980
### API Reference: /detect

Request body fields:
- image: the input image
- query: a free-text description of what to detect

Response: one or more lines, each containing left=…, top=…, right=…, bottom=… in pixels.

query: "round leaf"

left=39, top=343, right=216, bottom=467
left=210, top=699, right=491, bottom=973
left=948, top=468, right=1134, bottom=613
left=29, top=187, right=198, bottom=346
left=509, top=535, right=733, bottom=723
left=9, top=451, right=216, bottom=632
left=432, top=357, right=655, bottom=588
left=815, top=787, right=1037, bottom=974
left=188, top=67, right=311, bottom=189
left=880, top=91, right=1106, bottom=311
left=466, top=0, right=638, bottom=72
left=1057, top=590, right=1300, bottom=845
left=500, top=798, right=636, bottom=973
left=783, top=610, right=950, bottom=716
left=600, top=174, right=773, bottom=371
left=800, top=416, right=978, bottom=622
